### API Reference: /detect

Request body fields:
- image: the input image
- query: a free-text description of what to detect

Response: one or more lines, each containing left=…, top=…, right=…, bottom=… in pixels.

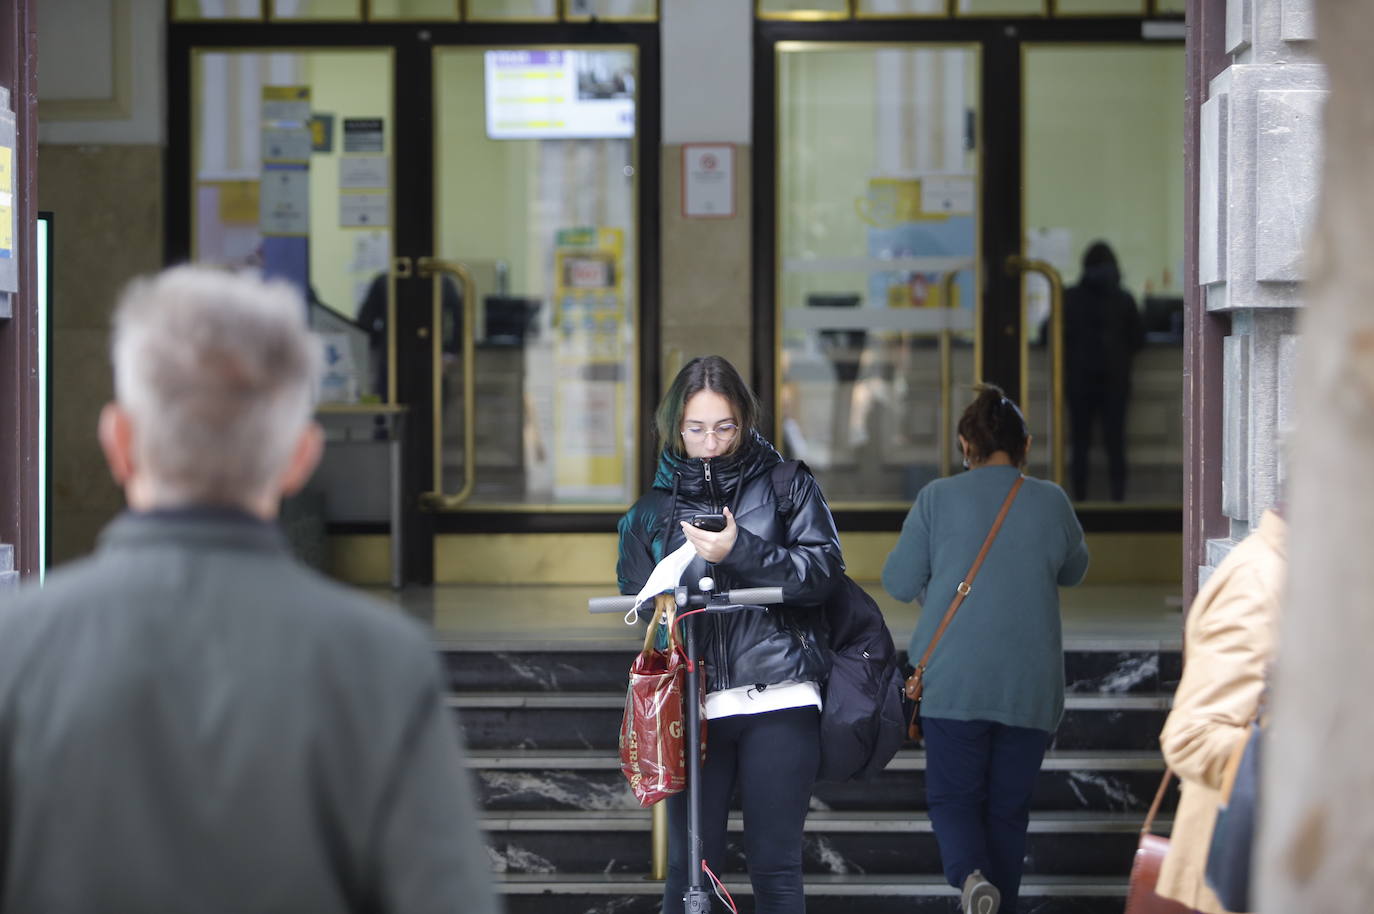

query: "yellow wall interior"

left=1023, top=44, right=1186, bottom=296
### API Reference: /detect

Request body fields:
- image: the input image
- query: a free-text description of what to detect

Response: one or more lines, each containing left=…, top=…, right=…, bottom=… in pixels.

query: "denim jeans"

left=922, top=716, right=1052, bottom=911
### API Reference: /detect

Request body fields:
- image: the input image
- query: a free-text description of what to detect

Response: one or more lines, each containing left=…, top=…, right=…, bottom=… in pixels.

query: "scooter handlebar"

left=587, top=595, right=639, bottom=614
left=586, top=587, right=785, bottom=615
left=723, top=586, right=785, bottom=606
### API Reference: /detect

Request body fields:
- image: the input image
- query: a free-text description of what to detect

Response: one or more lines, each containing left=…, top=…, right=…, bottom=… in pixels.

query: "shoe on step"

left=961, top=870, right=1000, bottom=914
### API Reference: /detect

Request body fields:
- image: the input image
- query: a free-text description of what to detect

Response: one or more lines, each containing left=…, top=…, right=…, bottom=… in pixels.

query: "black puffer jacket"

left=617, top=431, right=843, bottom=693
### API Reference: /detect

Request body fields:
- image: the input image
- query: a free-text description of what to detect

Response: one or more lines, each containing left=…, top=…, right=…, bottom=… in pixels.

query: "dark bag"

left=904, top=475, right=1024, bottom=742
left=1125, top=772, right=1194, bottom=914
left=618, top=598, right=706, bottom=808
left=1205, top=720, right=1262, bottom=911
left=770, top=461, right=906, bottom=782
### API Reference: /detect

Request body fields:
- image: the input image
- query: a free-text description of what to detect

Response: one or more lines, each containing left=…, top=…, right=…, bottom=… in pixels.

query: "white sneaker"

left=961, top=870, right=1000, bottom=914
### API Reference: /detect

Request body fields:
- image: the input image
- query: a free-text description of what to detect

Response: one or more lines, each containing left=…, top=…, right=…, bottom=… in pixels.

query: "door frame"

left=751, top=16, right=1184, bottom=534
left=166, top=21, right=662, bottom=584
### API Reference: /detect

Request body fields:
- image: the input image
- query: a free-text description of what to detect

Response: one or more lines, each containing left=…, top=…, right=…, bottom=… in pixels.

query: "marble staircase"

left=441, top=634, right=1179, bottom=914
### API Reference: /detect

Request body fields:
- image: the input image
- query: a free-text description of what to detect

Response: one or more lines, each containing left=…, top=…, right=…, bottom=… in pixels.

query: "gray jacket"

left=0, top=510, right=498, bottom=914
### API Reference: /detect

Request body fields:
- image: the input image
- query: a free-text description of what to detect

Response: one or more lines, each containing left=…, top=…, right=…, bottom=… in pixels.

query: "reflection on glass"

left=778, top=45, right=980, bottom=505
left=858, top=0, right=948, bottom=15
left=1053, top=0, right=1145, bottom=14
left=465, top=0, right=558, bottom=19
left=758, top=0, right=852, bottom=18
left=1154, top=0, right=1185, bottom=12
left=270, top=0, right=363, bottom=19
left=955, top=0, right=1044, bottom=13
left=1024, top=45, right=1185, bottom=504
left=565, top=0, right=658, bottom=18
left=173, top=0, right=261, bottom=19
left=369, top=0, right=459, bottom=18
left=191, top=49, right=394, bottom=401
left=434, top=47, right=638, bottom=507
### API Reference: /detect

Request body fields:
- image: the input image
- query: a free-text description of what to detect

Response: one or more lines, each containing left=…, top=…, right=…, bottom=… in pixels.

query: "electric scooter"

left=590, top=578, right=785, bottom=914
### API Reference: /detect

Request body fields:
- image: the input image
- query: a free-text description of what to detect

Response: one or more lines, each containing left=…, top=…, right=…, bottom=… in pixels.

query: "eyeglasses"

left=681, top=423, right=739, bottom=443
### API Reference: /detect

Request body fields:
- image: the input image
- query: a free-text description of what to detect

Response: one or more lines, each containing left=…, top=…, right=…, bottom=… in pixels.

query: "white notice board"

left=682, top=144, right=735, bottom=219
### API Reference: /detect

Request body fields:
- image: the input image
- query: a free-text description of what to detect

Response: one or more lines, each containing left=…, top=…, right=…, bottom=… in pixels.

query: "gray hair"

left=111, top=266, right=321, bottom=508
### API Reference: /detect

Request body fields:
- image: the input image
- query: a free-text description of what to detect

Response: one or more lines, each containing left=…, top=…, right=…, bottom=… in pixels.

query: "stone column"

left=1257, top=0, right=1374, bottom=908
left=659, top=0, right=752, bottom=387
left=1196, top=0, right=1324, bottom=581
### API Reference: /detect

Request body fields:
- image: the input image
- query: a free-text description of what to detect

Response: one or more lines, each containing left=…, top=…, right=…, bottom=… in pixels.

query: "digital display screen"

left=485, top=49, right=635, bottom=140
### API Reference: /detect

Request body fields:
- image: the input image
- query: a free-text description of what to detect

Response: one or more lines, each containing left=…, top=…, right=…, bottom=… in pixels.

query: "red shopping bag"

left=619, top=595, right=706, bottom=808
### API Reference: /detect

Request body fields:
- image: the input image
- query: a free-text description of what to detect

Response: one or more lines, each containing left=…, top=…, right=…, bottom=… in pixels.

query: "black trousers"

left=1069, top=384, right=1130, bottom=502
left=662, top=707, right=820, bottom=914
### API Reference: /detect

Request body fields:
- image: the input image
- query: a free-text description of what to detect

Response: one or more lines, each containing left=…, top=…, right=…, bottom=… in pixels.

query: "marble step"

left=442, top=646, right=1181, bottom=696
left=495, top=872, right=1130, bottom=914
left=448, top=691, right=1173, bottom=752
left=467, top=748, right=1174, bottom=815
left=483, top=809, right=1165, bottom=877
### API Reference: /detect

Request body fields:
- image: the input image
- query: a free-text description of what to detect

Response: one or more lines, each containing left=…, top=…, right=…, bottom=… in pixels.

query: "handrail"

left=415, top=257, right=477, bottom=511
left=938, top=271, right=958, bottom=478
left=1004, top=255, right=1065, bottom=487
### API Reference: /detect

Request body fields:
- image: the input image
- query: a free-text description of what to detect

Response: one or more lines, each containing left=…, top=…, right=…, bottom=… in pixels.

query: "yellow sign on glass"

left=0, top=146, right=12, bottom=191
left=216, top=181, right=260, bottom=225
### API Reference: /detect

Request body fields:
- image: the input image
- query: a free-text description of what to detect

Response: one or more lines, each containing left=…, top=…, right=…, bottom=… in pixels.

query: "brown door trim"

left=0, top=0, right=40, bottom=579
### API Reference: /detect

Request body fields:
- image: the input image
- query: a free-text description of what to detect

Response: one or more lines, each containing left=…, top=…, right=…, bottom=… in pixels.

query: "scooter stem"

left=682, top=591, right=712, bottom=913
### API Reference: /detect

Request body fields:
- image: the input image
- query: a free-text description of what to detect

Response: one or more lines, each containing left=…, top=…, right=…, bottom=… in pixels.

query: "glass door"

left=426, top=45, right=642, bottom=511
left=775, top=42, right=982, bottom=506
left=176, top=27, right=657, bottom=586
left=1022, top=44, right=1185, bottom=507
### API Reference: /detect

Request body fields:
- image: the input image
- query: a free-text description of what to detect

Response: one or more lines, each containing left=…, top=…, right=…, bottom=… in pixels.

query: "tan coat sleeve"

left=1160, top=562, right=1277, bottom=790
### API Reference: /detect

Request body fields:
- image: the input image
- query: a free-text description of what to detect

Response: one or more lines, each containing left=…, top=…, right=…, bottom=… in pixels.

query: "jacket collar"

left=1256, top=509, right=1286, bottom=560
left=651, top=430, right=780, bottom=498
left=98, top=508, right=289, bottom=556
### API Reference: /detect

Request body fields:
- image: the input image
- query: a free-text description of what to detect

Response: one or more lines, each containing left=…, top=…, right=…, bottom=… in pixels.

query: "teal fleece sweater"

left=882, top=466, right=1089, bottom=733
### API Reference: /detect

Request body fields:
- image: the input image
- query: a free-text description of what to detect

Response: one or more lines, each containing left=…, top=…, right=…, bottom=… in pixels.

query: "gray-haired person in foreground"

left=0, top=267, right=499, bottom=914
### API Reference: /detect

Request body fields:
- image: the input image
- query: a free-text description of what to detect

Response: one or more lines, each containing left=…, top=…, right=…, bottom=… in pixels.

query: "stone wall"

left=1197, top=0, right=1323, bottom=583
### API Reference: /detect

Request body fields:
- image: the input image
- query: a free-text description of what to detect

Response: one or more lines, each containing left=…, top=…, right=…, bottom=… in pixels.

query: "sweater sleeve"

left=1055, top=487, right=1090, bottom=587
left=882, top=488, right=932, bottom=604
left=1159, top=564, right=1273, bottom=790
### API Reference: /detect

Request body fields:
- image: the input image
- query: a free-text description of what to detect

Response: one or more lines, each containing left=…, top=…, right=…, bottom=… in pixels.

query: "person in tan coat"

left=1156, top=509, right=1285, bottom=913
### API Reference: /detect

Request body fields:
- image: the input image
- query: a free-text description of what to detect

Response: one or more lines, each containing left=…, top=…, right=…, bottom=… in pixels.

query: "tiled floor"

left=379, top=582, right=1184, bottom=651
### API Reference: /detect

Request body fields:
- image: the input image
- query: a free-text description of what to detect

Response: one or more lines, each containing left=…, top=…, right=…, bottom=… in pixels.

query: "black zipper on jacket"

left=702, top=458, right=719, bottom=511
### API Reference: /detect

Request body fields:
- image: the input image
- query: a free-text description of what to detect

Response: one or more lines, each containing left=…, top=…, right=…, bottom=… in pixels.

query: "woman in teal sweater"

left=882, top=385, right=1089, bottom=914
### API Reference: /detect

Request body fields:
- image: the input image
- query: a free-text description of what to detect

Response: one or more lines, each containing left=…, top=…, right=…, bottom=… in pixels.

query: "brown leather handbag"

left=904, top=476, right=1023, bottom=741
left=1125, top=771, right=1193, bottom=914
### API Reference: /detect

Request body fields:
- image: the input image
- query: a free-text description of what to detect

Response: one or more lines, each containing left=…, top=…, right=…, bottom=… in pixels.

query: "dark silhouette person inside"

left=357, top=271, right=463, bottom=400
left=1062, top=241, right=1144, bottom=501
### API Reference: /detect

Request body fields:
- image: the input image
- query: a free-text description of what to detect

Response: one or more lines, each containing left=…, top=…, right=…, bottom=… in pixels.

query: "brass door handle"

left=415, top=257, right=477, bottom=511
left=1004, top=255, right=1065, bottom=487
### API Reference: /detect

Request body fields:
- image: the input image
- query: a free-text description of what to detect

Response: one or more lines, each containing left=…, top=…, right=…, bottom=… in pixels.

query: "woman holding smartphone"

left=617, top=355, right=844, bottom=914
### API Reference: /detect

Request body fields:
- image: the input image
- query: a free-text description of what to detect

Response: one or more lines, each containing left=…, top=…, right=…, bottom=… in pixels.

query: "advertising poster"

left=552, top=226, right=628, bottom=500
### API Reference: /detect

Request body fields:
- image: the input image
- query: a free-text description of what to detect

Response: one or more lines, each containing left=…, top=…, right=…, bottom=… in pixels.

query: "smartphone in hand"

left=689, top=513, right=727, bottom=532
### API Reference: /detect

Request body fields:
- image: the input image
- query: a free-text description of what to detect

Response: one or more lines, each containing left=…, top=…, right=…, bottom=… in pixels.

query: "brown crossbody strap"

left=913, top=475, right=1025, bottom=676
left=1141, top=769, right=1173, bottom=837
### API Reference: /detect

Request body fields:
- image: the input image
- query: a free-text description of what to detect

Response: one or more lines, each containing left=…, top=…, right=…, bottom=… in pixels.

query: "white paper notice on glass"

left=682, top=144, right=734, bottom=218
left=260, top=166, right=309, bottom=235
left=339, top=155, right=389, bottom=190
left=340, top=192, right=389, bottom=228
left=261, top=126, right=312, bottom=163
left=920, top=175, right=976, bottom=216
